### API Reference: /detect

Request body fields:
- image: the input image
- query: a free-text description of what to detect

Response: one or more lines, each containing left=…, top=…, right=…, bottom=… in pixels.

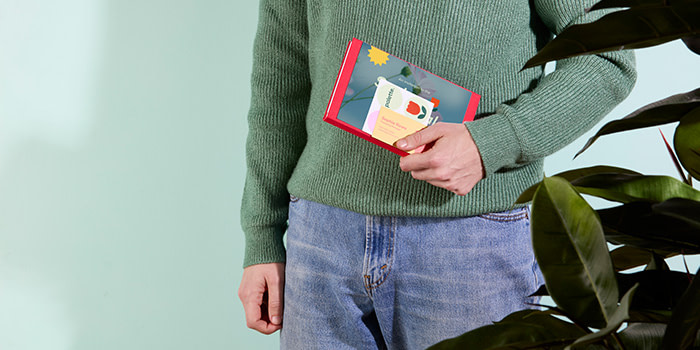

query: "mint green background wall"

left=0, top=1, right=697, bottom=349
left=0, top=0, right=274, bottom=349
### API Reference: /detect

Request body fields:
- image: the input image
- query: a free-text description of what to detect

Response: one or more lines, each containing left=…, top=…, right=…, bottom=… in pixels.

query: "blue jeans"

left=281, top=197, right=541, bottom=350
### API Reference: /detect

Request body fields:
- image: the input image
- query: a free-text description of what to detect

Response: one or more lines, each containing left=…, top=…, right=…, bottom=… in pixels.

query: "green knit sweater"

left=241, top=0, right=636, bottom=267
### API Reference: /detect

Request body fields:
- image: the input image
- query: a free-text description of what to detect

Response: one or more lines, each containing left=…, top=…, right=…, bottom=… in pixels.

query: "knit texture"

left=241, top=0, right=636, bottom=267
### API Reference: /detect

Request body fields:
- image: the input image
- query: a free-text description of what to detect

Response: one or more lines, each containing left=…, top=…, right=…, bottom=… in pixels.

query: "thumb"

left=395, top=125, right=441, bottom=151
left=266, top=274, right=284, bottom=325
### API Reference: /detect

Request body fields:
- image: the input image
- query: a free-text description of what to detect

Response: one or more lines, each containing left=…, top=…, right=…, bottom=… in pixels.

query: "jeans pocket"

left=478, top=207, right=529, bottom=222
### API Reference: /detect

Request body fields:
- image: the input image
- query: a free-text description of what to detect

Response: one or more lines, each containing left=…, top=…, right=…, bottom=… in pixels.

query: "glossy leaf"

left=628, top=309, right=673, bottom=323
left=683, top=35, right=700, bottom=55
left=675, top=107, right=700, bottom=181
left=584, top=175, right=690, bottom=204
left=610, top=246, right=677, bottom=272
left=645, top=252, right=671, bottom=271
left=427, top=310, right=585, bottom=350
left=572, top=174, right=700, bottom=203
left=495, top=309, right=573, bottom=327
left=530, top=284, right=549, bottom=297
left=516, top=166, right=640, bottom=204
left=618, top=323, right=665, bottom=349
left=575, top=89, right=700, bottom=157
left=617, top=270, right=691, bottom=311
left=589, top=0, right=677, bottom=11
left=523, top=2, right=700, bottom=68
left=566, top=284, right=638, bottom=349
left=662, top=267, right=700, bottom=349
left=600, top=199, right=700, bottom=253
left=531, top=177, right=618, bottom=328
left=652, top=196, right=700, bottom=222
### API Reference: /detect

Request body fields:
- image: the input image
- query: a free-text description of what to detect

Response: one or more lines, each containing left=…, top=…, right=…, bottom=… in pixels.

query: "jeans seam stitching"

left=478, top=213, right=528, bottom=222
left=363, top=216, right=374, bottom=295
left=365, top=217, right=396, bottom=290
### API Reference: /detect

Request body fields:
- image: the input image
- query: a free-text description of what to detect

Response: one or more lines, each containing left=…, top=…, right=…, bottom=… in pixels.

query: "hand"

left=238, top=262, right=285, bottom=334
left=396, top=123, right=485, bottom=196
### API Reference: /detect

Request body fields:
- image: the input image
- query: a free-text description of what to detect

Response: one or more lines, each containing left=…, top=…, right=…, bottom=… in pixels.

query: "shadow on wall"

left=0, top=1, right=268, bottom=349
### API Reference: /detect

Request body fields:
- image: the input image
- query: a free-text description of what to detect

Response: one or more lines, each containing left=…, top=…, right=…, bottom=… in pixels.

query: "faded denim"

left=281, top=197, right=542, bottom=350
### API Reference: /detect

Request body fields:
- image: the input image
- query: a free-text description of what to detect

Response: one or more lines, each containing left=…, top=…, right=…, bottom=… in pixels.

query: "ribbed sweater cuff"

left=243, top=226, right=286, bottom=268
left=465, top=113, right=522, bottom=177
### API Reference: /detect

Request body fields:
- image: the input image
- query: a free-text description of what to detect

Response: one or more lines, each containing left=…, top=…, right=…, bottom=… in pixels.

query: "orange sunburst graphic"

left=367, top=46, right=390, bottom=66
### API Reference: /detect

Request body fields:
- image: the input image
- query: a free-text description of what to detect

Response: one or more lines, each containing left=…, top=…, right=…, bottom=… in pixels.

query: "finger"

left=242, top=300, right=264, bottom=330
left=408, top=167, right=451, bottom=182
left=243, top=301, right=282, bottom=334
left=266, top=275, right=284, bottom=326
left=427, top=178, right=477, bottom=196
left=422, top=179, right=463, bottom=195
left=399, top=150, right=444, bottom=173
left=395, top=124, right=443, bottom=151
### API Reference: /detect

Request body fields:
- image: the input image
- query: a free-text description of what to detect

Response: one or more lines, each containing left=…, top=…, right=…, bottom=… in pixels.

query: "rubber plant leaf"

left=610, top=246, right=677, bottom=272
left=575, top=89, right=700, bottom=158
left=589, top=0, right=685, bottom=11
left=644, top=252, right=671, bottom=271
left=674, top=107, right=700, bottom=181
left=516, top=166, right=641, bottom=204
left=570, top=173, right=700, bottom=203
left=618, top=323, right=666, bottom=349
left=599, top=199, right=700, bottom=253
left=523, top=2, right=700, bottom=68
left=427, top=310, right=586, bottom=350
left=683, top=35, right=700, bottom=55
left=531, top=177, right=618, bottom=329
left=662, top=266, right=700, bottom=349
left=566, top=284, right=638, bottom=349
left=616, top=270, right=690, bottom=310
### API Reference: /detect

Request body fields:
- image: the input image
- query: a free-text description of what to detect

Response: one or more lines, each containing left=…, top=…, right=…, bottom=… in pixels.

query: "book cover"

left=324, top=38, right=481, bottom=156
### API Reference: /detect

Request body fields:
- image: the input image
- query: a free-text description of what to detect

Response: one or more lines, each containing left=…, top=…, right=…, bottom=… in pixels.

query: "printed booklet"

left=323, top=38, right=481, bottom=156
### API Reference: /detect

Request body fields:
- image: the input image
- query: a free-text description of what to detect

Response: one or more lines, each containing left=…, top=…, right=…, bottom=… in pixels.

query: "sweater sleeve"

left=465, top=0, right=636, bottom=176
left=241, top=0, right=310, bottom=267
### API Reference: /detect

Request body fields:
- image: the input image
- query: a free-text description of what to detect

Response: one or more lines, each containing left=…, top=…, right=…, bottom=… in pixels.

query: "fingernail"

left=271, top=316, right=282, bottom=325
left=396, top=139, right=407, bottom=149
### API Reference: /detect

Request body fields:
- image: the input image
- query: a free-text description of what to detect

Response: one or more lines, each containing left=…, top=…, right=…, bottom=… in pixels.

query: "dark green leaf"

left=617, top=270, right=690, bottom=310
left=683, top=35, right=700, bottom=55
left=645, top=252, right=671, bottom=271
left=572, top=174, right=700, bottom=203
left=610, top=246, right=677, bottom=272
left=619, top=323, right=666, bottom=349
left=675, top=107, right=700, bottom=181
left=652, top=197, right=700, bottom=221
left=575, top=89, right=700, bottom=158
left=428, top=310, right=586, bottom=350
left=531, top=177, right=618, bottom=329
left=496, top=309, right=571, bottom=327
left=662, top=266, right=700, bottom=349
left=567, top=284, right=638, bottom=349
left=629, top=309, right=673, bottom=323
left=530, top=284, right=549, bottom=297
left=599, top=199, right=700, bottom=253
left=523, top=3, right=700, bottom=68
left=516, top=166, right=641, bottom=204
left=589, top=0, right=684, bottom=11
